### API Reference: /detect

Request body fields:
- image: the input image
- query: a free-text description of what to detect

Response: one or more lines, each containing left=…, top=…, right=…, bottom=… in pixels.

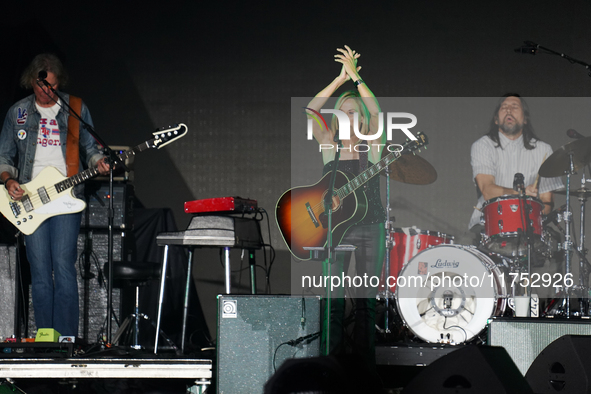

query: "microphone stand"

left=37, top=79, right=129, bottom=344
left=517, top=41, right=591, bottom=77
left=320, top=134, right=342, bottom=356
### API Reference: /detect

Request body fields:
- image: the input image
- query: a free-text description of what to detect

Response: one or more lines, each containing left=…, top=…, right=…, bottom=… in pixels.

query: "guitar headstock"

left=151, top=123, right=188, bottom=149
left=403, top=131, right=428, bottom=153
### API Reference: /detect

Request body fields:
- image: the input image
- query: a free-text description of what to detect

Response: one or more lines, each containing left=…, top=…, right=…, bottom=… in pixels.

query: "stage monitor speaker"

left=488, top=318, right=591, bottom=375
left=216, top=295, right=321, bottom=394
left=264, top=355, right=382, bottom=394
left=525, top=335, right=591, bottom=393
left=403, top=345, right=533, bottom=394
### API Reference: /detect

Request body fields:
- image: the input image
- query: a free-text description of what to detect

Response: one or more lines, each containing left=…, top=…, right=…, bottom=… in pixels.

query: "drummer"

left=469, top=94, right=563, bottom=236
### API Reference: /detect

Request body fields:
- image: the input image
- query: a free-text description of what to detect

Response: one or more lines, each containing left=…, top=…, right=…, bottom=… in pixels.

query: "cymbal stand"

left=383, top=164, right=393, bottom=334
left=577, top=172, right=590, bottom=315
left=562, top=152, right=575, bottom=317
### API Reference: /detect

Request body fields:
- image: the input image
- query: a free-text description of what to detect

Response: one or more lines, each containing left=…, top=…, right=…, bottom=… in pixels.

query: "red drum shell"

left=481, top=195, right=544, bottom=256
left=382, top=228, right=454, bottom=292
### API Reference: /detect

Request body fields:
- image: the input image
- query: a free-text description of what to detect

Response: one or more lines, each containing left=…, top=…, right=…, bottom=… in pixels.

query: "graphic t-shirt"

left=33, top=101, right=66, bottom=179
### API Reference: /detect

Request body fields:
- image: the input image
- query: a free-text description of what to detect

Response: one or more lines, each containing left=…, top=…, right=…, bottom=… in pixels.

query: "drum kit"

left=380, top=137, right=591, bottom=345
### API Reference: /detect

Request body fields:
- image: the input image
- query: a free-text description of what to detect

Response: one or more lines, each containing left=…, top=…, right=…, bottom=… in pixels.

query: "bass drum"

left=396, top=245, right=507, bottom=344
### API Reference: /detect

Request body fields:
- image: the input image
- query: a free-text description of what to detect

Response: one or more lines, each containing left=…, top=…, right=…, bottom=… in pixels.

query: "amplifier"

left=488, top=317, right=591, bottom=375
left=80, top=182, right=134, bottom=230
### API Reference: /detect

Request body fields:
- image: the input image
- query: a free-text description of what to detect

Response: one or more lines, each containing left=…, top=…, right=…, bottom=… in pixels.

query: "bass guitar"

left=0, top=124, right=188, bottom=235
left=276, top=132, right=428, bottom=260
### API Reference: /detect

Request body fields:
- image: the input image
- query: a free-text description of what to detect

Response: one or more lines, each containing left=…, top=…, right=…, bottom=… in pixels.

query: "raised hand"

left=335, top=45, right=361, bottom=82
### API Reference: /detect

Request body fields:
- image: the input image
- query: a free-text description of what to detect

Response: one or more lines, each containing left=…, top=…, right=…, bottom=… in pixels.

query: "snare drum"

left=481, top=195, right=544, bottom=256
left=396, top=245, right=507, bottom=344
left=383, top=228, right=454, bottom=292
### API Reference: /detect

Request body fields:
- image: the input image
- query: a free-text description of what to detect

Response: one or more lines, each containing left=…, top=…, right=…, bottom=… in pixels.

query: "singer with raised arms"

left=306, top=45, right=386, bottom=375
left=469, top=94, right=563, bottom=235
left=0, top=54, right=109, bottom=338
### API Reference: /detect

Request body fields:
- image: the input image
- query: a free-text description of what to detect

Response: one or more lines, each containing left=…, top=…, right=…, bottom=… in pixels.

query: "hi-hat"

left=382, top=152, right=437, bottom=185
left=555, top=187, right=591, bottom=198
left=539, top=137, right=591, bottom=177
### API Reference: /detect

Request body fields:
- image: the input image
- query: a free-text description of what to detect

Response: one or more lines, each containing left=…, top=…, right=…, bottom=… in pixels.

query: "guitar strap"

left=66, top=96, right=82, bottom=177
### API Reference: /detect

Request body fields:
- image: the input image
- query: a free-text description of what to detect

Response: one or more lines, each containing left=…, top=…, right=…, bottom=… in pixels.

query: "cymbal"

left=381, top=152, right=437, bottom=185
left=555, top=187, right=591, bottom=198
left=539, top=137, right=591, bottom=177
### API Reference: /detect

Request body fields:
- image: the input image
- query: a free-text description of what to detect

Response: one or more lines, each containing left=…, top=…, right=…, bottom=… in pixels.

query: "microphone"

left=513, top=173, right=525, bottom=193
left=37, top=70, right=51, bottom=88
left=514, top=41, right=538, bottom=55
left=567, top=129, right=585, bottom=139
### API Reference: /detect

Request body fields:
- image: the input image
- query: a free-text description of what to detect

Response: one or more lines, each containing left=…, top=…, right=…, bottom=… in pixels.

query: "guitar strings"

left=304, top=148, right=402, bottom=218
left=12, top=168, right=101, bottom=214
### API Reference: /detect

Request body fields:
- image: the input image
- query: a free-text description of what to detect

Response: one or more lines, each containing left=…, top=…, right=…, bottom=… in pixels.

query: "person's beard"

left=499, top=119, right=523, bottom=136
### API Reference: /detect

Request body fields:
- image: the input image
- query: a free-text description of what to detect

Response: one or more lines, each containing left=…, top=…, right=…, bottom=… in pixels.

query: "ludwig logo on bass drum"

left=430, top=259, right=460, bottom=269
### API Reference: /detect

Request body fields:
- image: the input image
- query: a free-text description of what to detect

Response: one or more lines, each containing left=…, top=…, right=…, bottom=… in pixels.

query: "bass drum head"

left=395, top=245, right=506, bottom=344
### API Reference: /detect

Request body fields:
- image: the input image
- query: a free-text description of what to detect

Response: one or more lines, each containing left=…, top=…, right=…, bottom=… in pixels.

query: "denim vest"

left=0, top=93, right=102, bottom=195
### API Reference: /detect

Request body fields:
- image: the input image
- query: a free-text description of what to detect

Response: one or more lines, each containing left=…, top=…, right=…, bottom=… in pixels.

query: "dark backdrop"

left=1, top=0, right=590, bottom=334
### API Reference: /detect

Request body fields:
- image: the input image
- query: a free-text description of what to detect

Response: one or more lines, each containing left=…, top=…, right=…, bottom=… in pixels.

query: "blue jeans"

left=25, top=212, right=81, bottom=337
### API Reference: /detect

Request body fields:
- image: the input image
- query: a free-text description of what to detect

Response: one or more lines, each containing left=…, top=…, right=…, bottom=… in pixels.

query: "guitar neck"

left=54, top=141, right=152, bottom=192
left=336, top=149, right=404, bottom=199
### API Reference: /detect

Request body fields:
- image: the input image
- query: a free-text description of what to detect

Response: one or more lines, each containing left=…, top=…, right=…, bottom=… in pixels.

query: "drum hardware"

left=539, top=138, right=591, bottom=318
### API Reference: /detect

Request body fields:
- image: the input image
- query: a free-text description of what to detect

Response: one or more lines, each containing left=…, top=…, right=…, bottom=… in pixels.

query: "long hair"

left=330, top=90, right=371, bottom=140
left=485, top=93, right=539, bottom=150
left=20, top=53, right=69, bottom=89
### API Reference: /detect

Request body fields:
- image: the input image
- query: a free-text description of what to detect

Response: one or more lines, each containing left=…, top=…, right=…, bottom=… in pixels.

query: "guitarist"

left=0, top=54, right=109, bottom=338
left=306, top=46, right=386, bottom=374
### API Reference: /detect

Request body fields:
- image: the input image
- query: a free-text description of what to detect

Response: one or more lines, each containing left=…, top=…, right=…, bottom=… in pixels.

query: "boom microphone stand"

left=37, top=73, right=128, bottom=344
left=515, top=41, right=591, bottom=77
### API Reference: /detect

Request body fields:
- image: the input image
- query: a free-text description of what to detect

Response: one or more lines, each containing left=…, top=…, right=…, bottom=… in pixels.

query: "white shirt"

left=32, top=101, right=66, bottom=179
left=469, top=132, right=563, bottom=229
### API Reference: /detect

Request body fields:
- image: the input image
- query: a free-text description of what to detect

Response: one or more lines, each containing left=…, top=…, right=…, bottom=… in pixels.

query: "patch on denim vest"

left=16, top=107, right=27, bottom=125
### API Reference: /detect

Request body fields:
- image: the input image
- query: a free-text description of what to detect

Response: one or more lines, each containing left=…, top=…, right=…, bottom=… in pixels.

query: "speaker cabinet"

left=488, top=318, right=591, bottom=375
left=403, top=345, right=533, bottom=394
left=0, top=245, right=16, bottom=339
left=216, top=295, right=321, bottom=394
left=525, top=335, right=591, bottom=393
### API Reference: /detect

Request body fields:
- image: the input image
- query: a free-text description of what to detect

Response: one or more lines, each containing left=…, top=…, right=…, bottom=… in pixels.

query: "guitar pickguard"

left=35, top=193, right=86, bottom=215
